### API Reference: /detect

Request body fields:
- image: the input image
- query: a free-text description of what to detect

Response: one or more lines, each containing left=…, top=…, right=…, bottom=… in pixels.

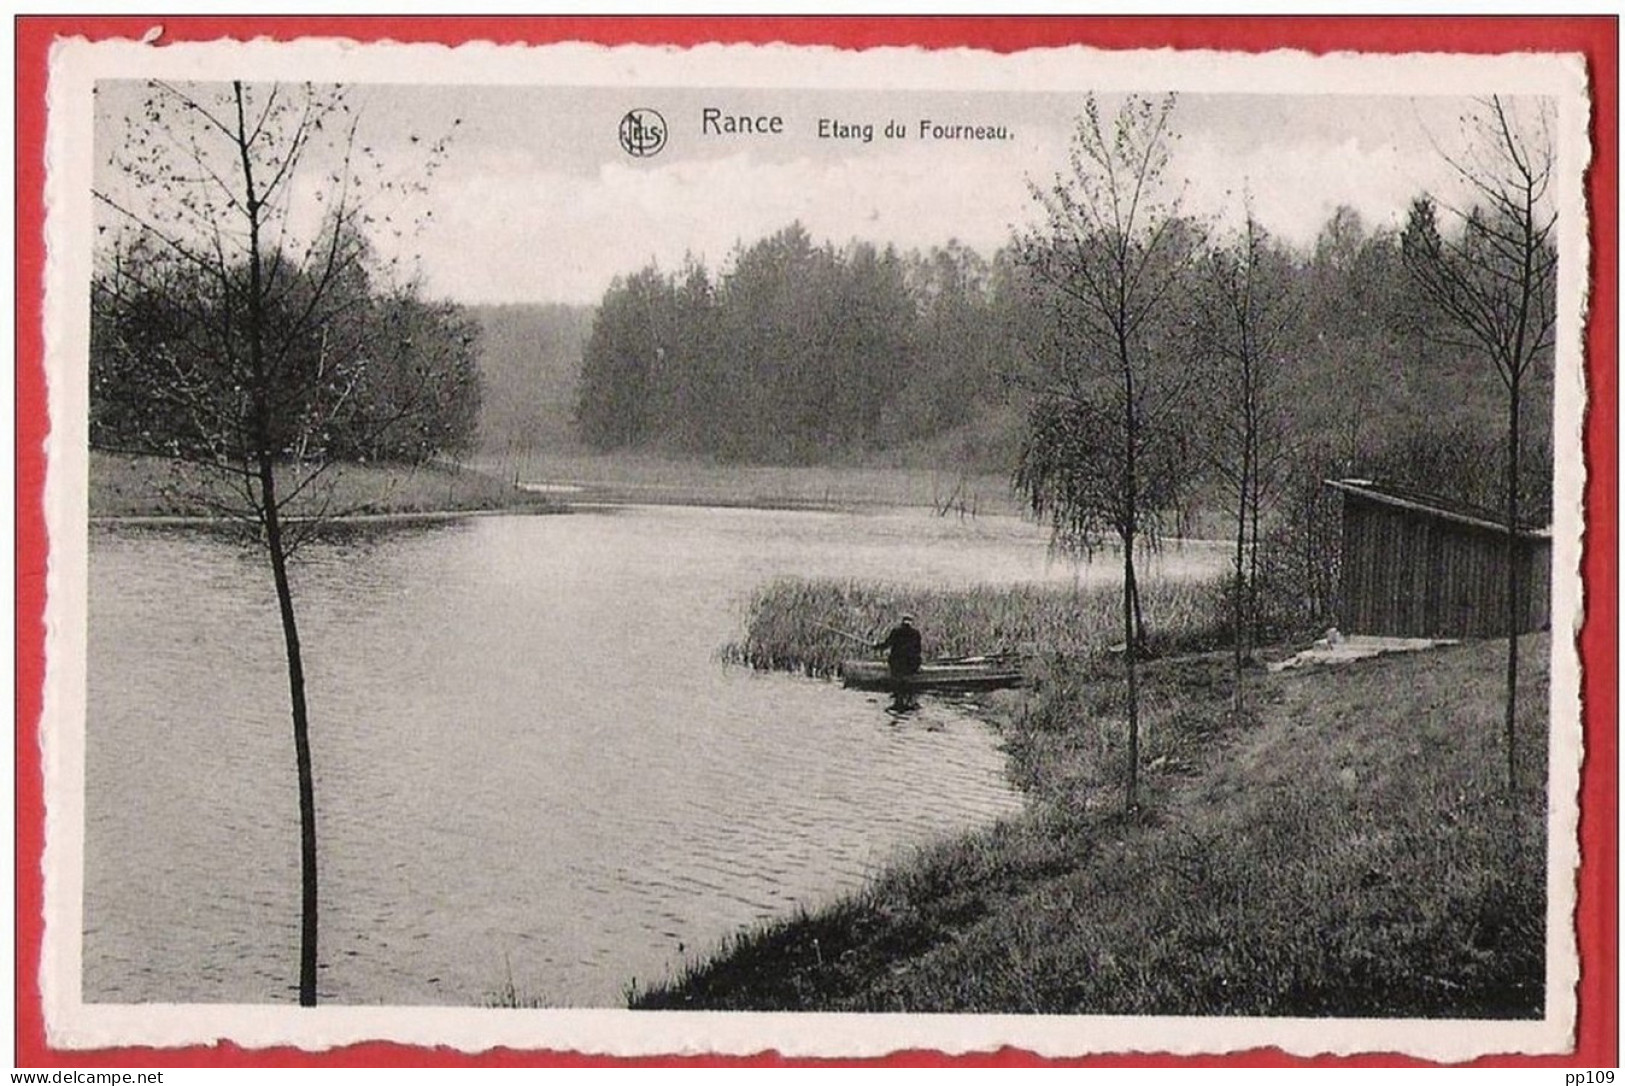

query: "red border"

left=14, top=15, right=1617, bottom=1069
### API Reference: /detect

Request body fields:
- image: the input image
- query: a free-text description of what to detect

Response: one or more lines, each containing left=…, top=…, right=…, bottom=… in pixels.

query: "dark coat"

left=875, top=622, right=922, bottom=676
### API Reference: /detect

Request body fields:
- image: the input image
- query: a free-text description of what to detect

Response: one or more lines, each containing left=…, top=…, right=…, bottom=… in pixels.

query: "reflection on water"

left=886, top=691, right=922, bottom=718
left=85, top=505, right=1223, bottom=1006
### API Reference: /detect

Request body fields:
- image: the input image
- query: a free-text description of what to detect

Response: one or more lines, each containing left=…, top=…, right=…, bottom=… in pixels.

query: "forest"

left=572, top=210, right=1554, bottom=524
left=91, top=237, right=484, bottom=468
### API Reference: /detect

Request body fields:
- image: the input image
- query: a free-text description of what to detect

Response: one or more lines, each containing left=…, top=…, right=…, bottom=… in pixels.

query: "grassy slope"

left=633, top=633, right=1549, bottom=1017
left=88, top=451, right=560, bottom=519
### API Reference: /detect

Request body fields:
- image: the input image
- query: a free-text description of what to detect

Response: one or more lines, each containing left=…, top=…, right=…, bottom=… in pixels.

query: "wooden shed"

left=1328, top=478, right=1551, bottom=639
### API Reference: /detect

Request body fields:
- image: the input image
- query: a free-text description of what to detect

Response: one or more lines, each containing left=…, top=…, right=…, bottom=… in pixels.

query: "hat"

left=901, top=614, right=915, bottom=624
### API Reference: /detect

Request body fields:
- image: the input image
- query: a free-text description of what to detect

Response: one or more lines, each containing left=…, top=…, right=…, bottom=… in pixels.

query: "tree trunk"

left=1504, top=374, right=1521, bottom=792
left=1247, top=438, right=1262, bottom=648
left=1131, top=569, right=1147, bottom=651
left=1231, top=467, right=1247, bottom=715
left=1124, top=543, right=1140, bottom=810
left=1122, top=345, right=1140, bottom=812
left=235, top=82, right=318, bottom=1005
left=259, top=458, right=319, bottom=1007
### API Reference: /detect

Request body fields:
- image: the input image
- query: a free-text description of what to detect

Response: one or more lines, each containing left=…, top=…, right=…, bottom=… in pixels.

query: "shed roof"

left=1325, top=478, right=1552, bottom=540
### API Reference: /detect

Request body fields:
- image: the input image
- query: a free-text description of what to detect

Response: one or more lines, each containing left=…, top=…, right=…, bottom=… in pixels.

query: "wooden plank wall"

left=1339, top=494, right=1551, bottom=638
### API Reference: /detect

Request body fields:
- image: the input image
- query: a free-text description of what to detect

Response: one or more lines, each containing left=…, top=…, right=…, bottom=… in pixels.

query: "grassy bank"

left=470, top=449, right=1028, bottom=515
left=635, top=624, right=1549, bottom=1016
left=89, top=451, right=563, bottom=519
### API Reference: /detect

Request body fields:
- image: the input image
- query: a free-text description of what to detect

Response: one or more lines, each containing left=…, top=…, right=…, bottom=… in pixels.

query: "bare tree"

left=1193, top=210, right=1301, bottom=713
left=92, top=80, right=459, bottom=1004
left=1013, top=93, right=1203, bottom=810
left=1401, top=95, right=1558, bottom=790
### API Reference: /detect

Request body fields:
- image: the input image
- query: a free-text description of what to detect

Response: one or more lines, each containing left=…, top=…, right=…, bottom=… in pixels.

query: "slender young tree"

left=1013, top=93, right=1203, bottom=810
left=1401, top=95, right=1558, bottom=791
left=92, top=80, right=458, bottom=1004
left=1193, top=210, right=1300, bottom=712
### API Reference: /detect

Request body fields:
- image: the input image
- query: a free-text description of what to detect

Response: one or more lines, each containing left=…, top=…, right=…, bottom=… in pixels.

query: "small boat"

left=839, top=656, right=1025, bottom=693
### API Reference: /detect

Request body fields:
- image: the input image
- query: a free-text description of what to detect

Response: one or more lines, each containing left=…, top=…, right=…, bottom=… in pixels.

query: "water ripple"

left=85, top=508, right=1220, bottom=1006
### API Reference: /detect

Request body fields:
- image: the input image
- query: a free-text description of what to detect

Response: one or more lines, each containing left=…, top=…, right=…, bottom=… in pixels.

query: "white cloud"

left=410, top=137, right=1067, bottom=304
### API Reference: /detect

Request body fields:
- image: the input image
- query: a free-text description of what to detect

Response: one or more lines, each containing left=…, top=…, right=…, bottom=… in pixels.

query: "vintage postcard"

left=30, top=24, right=1596, bottom=1063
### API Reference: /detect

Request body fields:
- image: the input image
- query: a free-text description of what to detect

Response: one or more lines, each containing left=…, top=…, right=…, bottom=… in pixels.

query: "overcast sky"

left=94, top=81, right=1516, bottom=307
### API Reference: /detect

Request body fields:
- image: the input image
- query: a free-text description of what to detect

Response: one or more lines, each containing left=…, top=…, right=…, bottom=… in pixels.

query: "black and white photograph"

left=38, top=33, right=1589, bottom=1059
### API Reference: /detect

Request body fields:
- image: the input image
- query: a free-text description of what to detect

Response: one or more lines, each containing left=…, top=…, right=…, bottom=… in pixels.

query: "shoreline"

left=89, top=449, right=1240, bottom=543
left=88, top=506, right=565, bottom=528
left=87, top=451, right=565, bottom=523
left=628, top=630, right=1549, bottom=1016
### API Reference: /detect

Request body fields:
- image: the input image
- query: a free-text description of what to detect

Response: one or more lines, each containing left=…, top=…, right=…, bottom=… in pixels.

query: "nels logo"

left=618, top=108, right=667, bottom=158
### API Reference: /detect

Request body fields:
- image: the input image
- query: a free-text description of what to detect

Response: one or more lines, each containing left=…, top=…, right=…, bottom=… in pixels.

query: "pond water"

left=84, top=504, right=1223, bottom=1006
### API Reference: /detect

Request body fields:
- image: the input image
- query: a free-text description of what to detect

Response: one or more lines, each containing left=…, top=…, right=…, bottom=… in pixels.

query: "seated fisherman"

left=874, top=614, right=923, bottom=678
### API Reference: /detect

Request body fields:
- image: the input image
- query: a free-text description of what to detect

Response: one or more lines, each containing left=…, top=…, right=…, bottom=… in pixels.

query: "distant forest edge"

left=488, top=210, right=1552, bottom=524
left=574, top=227, right=1016, bottom=468
left=92, top=211, right=1556, bottom=526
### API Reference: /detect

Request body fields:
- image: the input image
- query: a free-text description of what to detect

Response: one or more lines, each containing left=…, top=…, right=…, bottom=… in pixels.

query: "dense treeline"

left=91, top=236, right=483, bottom=466
left=574, top=213, right=1553, bottom=526
left=576, top=225, right=1015, bottom=464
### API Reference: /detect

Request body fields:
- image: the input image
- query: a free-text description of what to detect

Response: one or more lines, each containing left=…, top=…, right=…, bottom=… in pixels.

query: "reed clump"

left=719, top=576, right=1229, bottom=678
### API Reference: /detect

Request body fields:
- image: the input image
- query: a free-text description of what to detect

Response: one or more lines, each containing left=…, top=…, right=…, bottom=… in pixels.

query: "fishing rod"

left=812, top=620, right=874, bottom=647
